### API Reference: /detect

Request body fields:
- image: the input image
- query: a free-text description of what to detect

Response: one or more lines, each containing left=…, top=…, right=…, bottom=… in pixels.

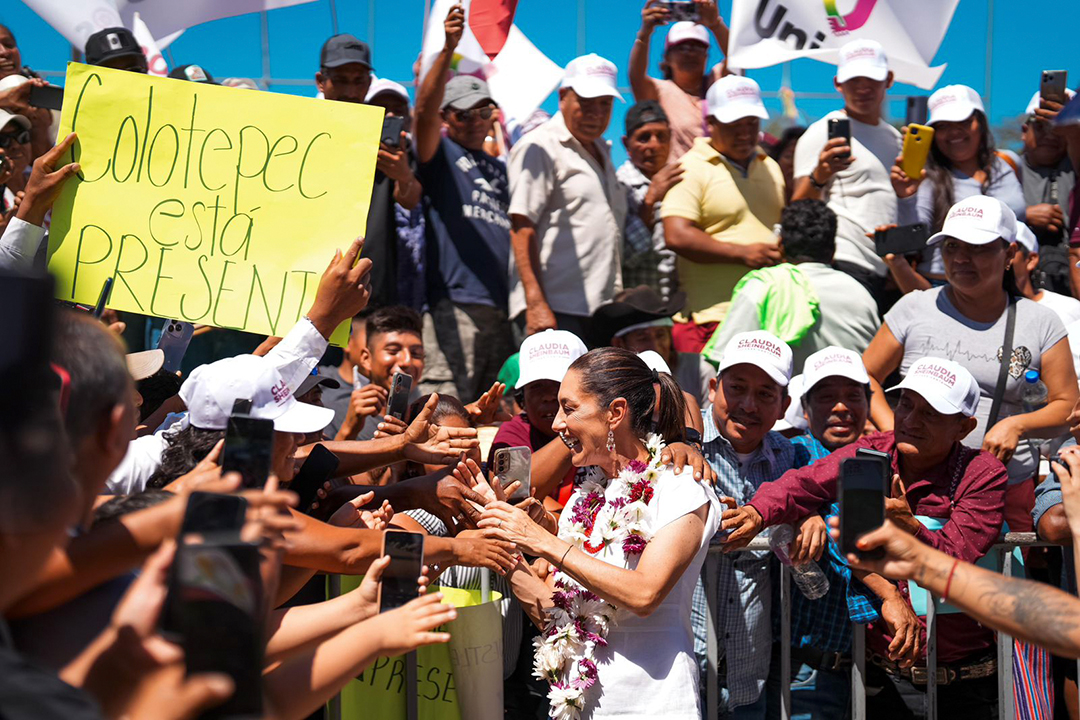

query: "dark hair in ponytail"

left=568, top=348, right=686, bottom=445
left=926, top=110, right=997, bottom=233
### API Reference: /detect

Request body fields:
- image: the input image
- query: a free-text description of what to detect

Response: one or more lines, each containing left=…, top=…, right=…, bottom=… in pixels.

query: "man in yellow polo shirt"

left=661, top=75, right=785, bottom=352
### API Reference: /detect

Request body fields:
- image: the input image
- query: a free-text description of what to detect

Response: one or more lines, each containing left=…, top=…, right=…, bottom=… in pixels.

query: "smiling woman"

left=0, top=24, right=22, bottom=79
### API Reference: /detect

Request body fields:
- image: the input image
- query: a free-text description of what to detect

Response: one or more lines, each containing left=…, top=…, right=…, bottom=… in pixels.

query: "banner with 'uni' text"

left=47, top=62, right=383, bottom=345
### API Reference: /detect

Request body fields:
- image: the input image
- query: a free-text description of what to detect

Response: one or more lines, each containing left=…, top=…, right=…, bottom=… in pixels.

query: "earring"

left=606, top=430, right=615, bottom=452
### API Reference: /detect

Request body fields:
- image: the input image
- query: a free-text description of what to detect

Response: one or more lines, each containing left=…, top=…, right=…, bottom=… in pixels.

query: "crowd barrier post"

left=852, top=622, right=866, bottom=720
left=705, top=551, right=720, bottom=720
left=997, top=546, right=1016, bottom=720
left=779, top=562, right=792, bottom=720
left=925, top=586, right=938, bottom=720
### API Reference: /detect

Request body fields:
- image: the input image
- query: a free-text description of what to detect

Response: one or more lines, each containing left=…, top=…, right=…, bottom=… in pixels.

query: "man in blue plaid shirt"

left=765, top=347, right=922, bottom=719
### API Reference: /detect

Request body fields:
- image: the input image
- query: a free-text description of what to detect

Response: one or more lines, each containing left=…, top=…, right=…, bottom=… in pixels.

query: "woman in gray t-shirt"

left=863, top=201, right=1076, bottom=517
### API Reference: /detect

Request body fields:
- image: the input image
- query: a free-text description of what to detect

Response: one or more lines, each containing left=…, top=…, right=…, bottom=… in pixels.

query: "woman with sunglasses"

left=629, top=0, right=729, bottom=161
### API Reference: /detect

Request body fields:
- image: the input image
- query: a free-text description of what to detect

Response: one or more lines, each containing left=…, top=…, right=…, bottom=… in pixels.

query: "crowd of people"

left=3, top=1, right=1080, bottom=719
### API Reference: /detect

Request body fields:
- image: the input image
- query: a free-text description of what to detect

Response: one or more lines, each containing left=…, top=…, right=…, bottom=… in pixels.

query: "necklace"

left=534, top=434, right=665, bottom=720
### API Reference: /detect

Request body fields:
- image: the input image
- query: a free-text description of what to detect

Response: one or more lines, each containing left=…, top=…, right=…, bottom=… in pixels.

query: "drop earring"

left=606, top=429, right=615, bottom=452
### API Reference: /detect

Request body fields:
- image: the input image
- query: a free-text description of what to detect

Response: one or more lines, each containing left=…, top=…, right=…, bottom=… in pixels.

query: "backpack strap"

left=996, top=150, right=1022, bottom=186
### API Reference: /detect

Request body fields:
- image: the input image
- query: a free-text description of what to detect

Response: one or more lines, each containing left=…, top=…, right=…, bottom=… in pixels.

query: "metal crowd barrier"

left=706, top=532, right=1069, bottom=720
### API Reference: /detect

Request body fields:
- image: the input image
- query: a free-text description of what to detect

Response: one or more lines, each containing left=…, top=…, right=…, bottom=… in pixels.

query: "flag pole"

left=329, top=0, right=339, bottom=35
left=984, top=0, right=994, bottom=118
left=260, top=11, right=272, bottom=91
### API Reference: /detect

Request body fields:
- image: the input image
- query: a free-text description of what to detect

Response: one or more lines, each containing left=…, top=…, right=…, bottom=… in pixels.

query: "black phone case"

left=290, top=445, right=340, bottom=513
left=873, top=224, right=929, bottom=257
left=827, top=118, right=851, bottom=158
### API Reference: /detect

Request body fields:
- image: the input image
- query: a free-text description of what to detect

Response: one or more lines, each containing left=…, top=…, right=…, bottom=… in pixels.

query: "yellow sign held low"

left=47, top=62, right=383, bottom=344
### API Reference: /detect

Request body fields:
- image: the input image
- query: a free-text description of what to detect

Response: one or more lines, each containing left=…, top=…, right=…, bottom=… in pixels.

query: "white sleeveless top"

left=556, top=467, right=721, bottom=719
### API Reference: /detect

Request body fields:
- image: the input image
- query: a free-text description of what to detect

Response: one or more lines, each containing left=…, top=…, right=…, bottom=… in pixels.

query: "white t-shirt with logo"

left=794, top=111, right=902, bottom=277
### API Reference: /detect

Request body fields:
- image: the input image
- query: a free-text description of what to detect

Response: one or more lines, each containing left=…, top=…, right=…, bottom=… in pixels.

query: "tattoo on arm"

left=973, top=574, right=1080, bottom=656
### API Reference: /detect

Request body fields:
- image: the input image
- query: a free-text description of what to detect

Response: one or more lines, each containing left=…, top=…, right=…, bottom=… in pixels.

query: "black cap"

left=320, top=34, right=373, bottom=70
left=84, top=27, right=143, bottom=67
left=591, top=285, right=687, bottom=346
left=296, top=372, right=341, bottom=399
left=624, top=99, right=669, bottom=136
left=168, top=64, right=218, bottom=85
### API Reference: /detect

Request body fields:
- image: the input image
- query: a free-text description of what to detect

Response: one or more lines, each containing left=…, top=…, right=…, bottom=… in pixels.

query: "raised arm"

left=415, top=4, right=463, bottom=164
left=629, top=1, right=667, bottom=102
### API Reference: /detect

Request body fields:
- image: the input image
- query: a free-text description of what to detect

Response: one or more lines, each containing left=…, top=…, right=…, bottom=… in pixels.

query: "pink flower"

left=628, top=459, right=648, bottom=474
left=622, top=533, right=647, bottom=556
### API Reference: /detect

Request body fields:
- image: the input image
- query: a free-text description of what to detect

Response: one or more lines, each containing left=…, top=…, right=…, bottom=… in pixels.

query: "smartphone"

left=840, top=454, right=888, bottom=559
left=380, top=531, right=425, bottom=613
left=289, top=444, right=340, bottom=513
left=221, top=414, right=275, bottom=489
left=494, top=446, right=532, bottom=502
left=156, top=319, right=195, bottom=373
left=179, top=492, right=248, bottom=536
left=660, top=0, right=699, bottom=22
left=827, top=117, right=851, bottom=159
left=899, top=124, right=934, bottom=180
left=1041, top=70, right=1068, bottom=104
left=905, top=96, right=929, bottom=126
left=381, top=115, right=405, bottom=148
left=28, top=84, right=64, bottom=111
left=171, top=538, right=264, bottom=718
left=873, top=224, right=929, bottom=257
left=387, top=372, right=413, bottom=421
left=92, top=277, right=113, bottom=319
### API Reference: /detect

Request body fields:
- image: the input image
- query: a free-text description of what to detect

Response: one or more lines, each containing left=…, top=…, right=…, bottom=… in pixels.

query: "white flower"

left=579, top=478, right=605, bottom=497
left=549, top=685, right=585, bottom=720
left=645, top=433, right=664, bottom=456
left=532, top=640, right=566, bottom=682
left=606, top=476, right=630, bottom=498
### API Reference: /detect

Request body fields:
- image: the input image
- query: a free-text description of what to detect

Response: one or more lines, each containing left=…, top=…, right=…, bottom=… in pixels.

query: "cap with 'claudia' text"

left=515, top=330, right=588, bottom=389
left=716, top=330, right=792, bottom=387
left=180, top=355, right=334, bottom=433
left=835, top=39, right=889, bottom=84
left=561, top=54, right=624, bottom=101
left=801, top=346, right=870, bottom=396
left=886, top=357, right=980, bottom=417
left=706, top=76, right=768, bottom=125
left=927, top=195, right=1017, bottom=247
left=665, top=21, right=710, bottom=50
left=927, top=84, right=985, bottom=125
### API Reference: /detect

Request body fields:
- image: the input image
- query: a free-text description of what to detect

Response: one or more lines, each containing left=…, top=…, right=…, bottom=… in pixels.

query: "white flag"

left=19, top=0, right=123, bottom=49
left=419, top=0, right=563, bottom=132
left=131, top=13, right=168, bottom=77
left=115, top=0, right=318, bottom=39
left=727, top=0, right=960, bottom=90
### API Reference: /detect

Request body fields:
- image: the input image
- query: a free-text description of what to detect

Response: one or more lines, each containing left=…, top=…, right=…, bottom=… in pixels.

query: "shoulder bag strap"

left=987, top=299, right=1017, bottom=429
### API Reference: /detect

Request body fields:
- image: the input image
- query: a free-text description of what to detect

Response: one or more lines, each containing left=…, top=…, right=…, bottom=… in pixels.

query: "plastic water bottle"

left=1022, top=370, right=1049, bottom=412
left=768, top=524, right=830, bottom=600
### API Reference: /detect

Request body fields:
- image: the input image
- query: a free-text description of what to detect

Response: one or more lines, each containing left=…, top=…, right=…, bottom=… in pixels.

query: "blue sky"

left=5, top=0, right=1080, bottom=166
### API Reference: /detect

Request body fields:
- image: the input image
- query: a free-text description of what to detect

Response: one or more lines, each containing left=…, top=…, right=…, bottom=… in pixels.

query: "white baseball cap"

left=706, top=75, right=768, bottom=124
left=927, top=84, right=985, bottom=125
left=365, top=76, right=410, bottom=103
left=515, top=330, right=588, bottom=389
left=560, top=53, right=624, bottom=101
left=180, top=354, right=335, bottom=433
left=835, top=39, right=889, bottom=84
left=927, top=195, right=1017, bottom=247
left=801, top=347, right=870, bottom=395
left=716, top=331, right=792, bottom=387
left=1015, top=222, right=1039, bottom=254
left=637, top=350, right=672, bottom=376
left=0, top=108, right=30, bottom=133
left=126, top=349, right=165, bottom=382
left=665, top=21, right=709, bottom=50
left=772, top=374, right=808, bottom=433
left=1025, top=88, right=1077, bottom=116
left=886, top=357, right=980, bottom=417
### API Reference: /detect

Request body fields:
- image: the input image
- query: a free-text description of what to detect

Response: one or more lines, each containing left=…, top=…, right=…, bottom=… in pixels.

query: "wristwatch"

left=809, top=170, right=827, bottom=189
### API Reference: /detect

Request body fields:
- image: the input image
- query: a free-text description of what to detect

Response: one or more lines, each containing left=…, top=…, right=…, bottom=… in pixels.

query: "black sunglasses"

left=0, top=130, right=29, bottom=148
left=451, top=105, right=495, bottom=122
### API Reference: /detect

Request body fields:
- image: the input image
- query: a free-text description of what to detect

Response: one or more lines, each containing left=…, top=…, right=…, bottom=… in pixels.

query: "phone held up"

left=380, top=531, right=425, bottom=614
left=221, top=399, right=275, bottom=489
left=289, top=444, right=340, bottom=514
left=827, top=117, right=851, bottom=159
left=899, top=123, right=934, bottom=181
left=493, top=445, right=532, bottom=502
left=381, top=115, right=405, bottom=149
left=1041, top=69, right=1068, bottom=105
left=873, top=223, right=929, bottom=258
left=839, top=448, right=890, bottom=559
left=387, top=371, right=413, bottom=422
left=660, top=0, right=699, bottom=22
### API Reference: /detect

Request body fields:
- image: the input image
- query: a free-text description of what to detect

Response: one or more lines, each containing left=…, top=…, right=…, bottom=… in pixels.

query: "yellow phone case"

left=900, top=124, right=934, bottom=180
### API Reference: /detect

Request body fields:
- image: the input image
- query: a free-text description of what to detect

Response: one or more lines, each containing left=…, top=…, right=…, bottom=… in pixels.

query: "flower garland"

left=534, top=434, right=665, bottom=720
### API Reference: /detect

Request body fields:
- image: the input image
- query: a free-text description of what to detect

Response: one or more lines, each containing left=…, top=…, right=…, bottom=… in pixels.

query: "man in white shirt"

left=792, top=39, right=904, bottom=309
left=508, top=53, right=628, bottom=344
left=1012, top=221, right=1080, bottom=326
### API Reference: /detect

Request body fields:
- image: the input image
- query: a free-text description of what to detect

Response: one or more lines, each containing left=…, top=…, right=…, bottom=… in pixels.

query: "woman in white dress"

left=480, top=347, right=720, bottom=720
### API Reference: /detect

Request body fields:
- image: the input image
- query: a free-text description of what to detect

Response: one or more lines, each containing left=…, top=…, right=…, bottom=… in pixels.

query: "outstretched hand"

left=466, top=381, right=512, bottom=425
left=17, top=132, right=81, bottom=226
left=306, top=236, right=374, bottom=339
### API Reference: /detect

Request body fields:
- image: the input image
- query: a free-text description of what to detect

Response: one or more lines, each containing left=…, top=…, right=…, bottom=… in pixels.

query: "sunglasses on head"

left=0, top=129, right=30, bottom=148
left=451, top=105, right=495, bottom=122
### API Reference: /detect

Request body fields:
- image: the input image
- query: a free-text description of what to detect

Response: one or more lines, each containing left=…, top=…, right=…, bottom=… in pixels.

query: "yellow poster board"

left=47, top=62, right=383, bottom=345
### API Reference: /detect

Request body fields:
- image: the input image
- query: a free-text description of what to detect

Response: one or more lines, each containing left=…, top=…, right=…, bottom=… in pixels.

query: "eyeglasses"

left=451, top=105, right=495, bottom=122
left=0, top=130, right=29, bottom=148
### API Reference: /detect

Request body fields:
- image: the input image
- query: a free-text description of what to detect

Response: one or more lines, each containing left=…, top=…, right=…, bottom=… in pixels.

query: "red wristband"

left=942, top=559, right=959, bottom=602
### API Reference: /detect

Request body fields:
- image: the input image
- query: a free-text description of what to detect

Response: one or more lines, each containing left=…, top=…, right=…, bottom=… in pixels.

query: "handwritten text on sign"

left=47, top=62, right=383, bottom=344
